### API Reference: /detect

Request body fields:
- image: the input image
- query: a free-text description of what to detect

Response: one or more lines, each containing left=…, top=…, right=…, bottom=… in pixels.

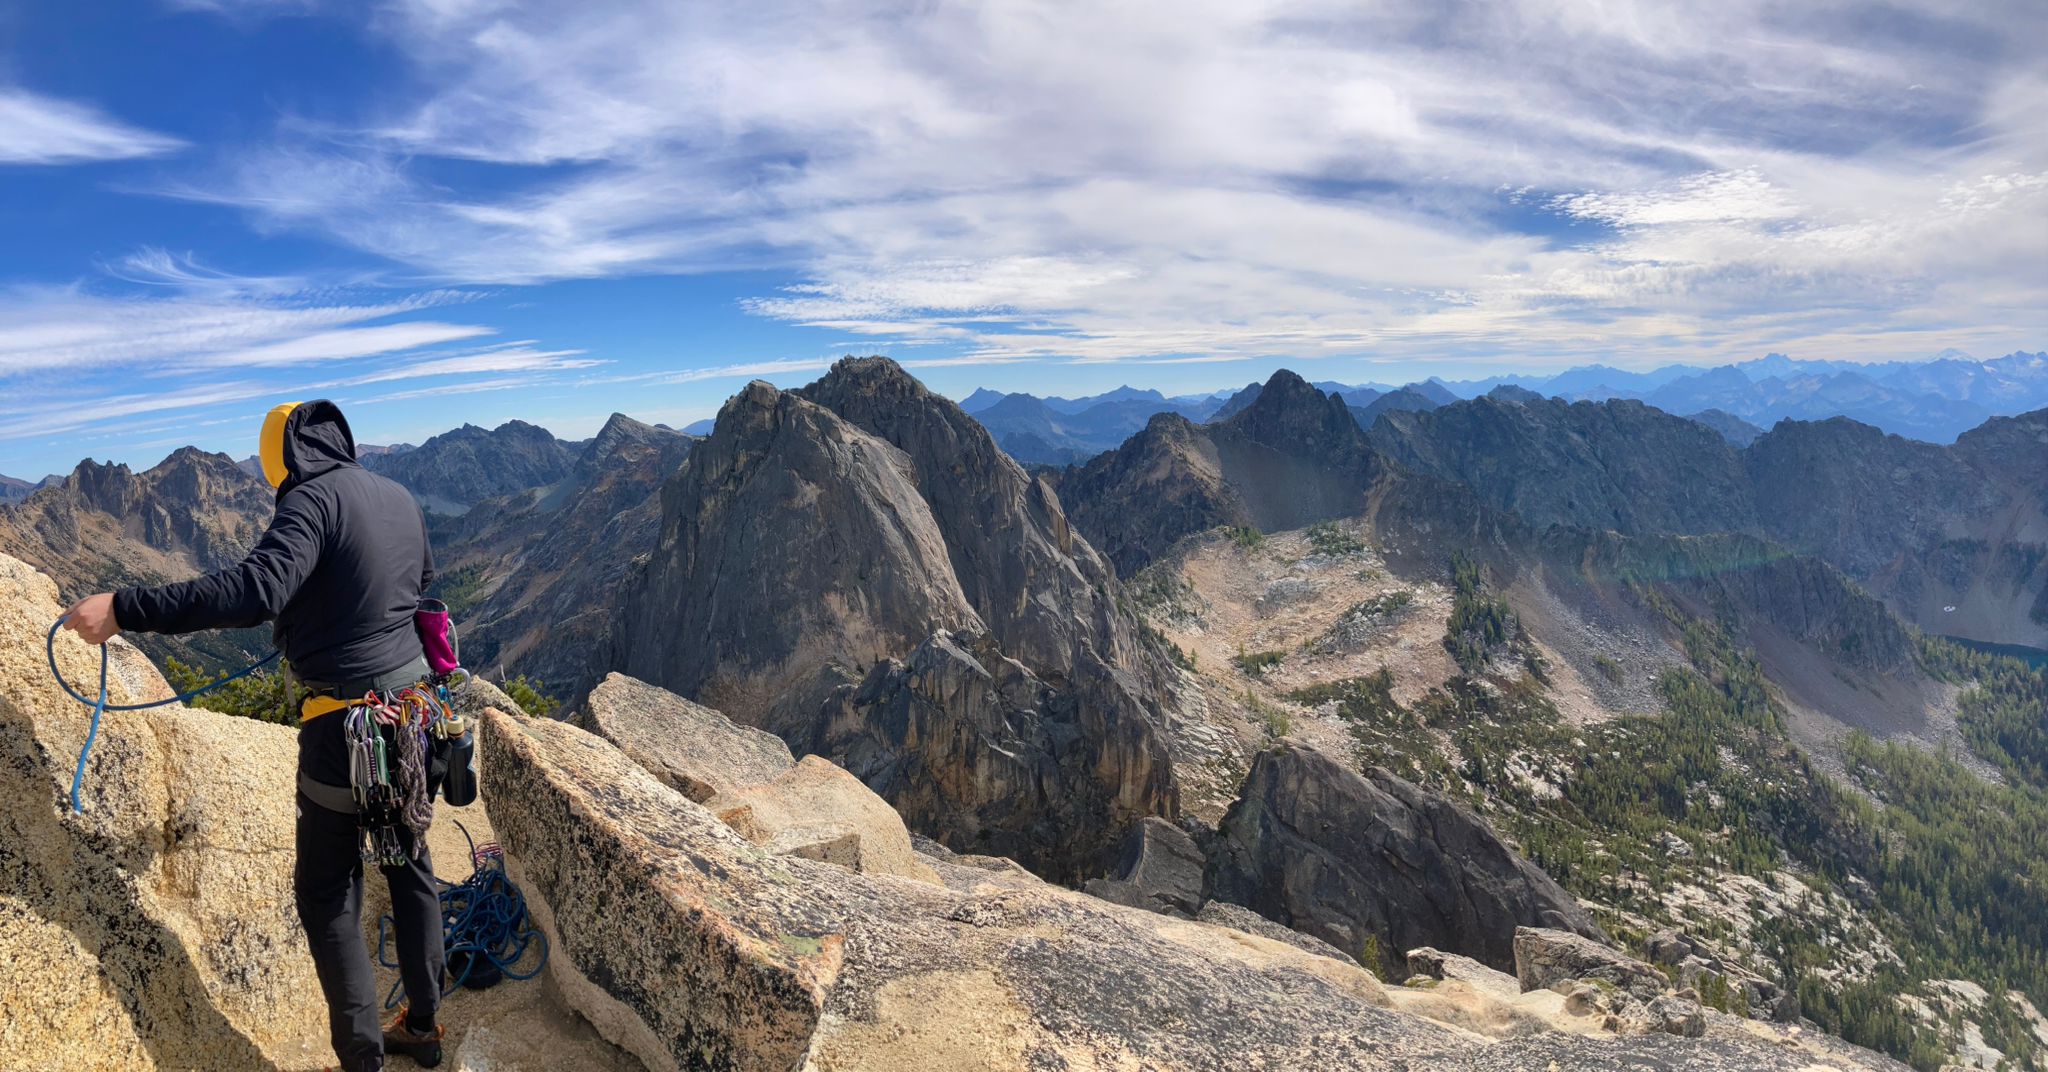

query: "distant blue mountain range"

left=962, top=378, right=1438, bottom=464
left=956, top=350, right=2048, bottom=465
left=1435, top=349, right=2048, bottom=445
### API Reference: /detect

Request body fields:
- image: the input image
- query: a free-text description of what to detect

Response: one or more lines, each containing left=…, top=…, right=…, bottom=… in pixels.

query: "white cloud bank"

left=0, top=88, right=183, bottom=165
left=179, top=0, right=2048, bottom=367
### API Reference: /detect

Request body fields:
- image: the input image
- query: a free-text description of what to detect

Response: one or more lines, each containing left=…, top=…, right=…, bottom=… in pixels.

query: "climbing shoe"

left=382, top=1008, right=445, bottom=1068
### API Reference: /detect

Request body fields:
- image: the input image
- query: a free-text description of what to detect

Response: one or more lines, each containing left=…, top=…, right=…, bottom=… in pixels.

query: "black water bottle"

left=439, top=726, right=478, bottom=807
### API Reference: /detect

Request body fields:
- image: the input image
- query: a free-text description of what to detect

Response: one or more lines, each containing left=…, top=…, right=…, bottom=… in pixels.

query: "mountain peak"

left=590, top=411, right=664, bottom=446
left=812, top=355, right=931, bottom=402
left=959, top=386, right=1010, bottom=413
left=146, top=445, right=245, bottom=475
left=1224, top=368, right=1374, bottom=460
left=1259, top=367, right=1316, bottom=394
left=1485, top=384, right=1545, bottom=404
left=1235, top=369, right=1334, bottom=421
left=578, top=412, right=684, bottom=473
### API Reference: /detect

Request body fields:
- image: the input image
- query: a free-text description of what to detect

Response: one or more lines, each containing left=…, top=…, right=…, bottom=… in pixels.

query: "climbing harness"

left=377, top=820, right=549, bottom=1011
left=44, top=616, right=281, bottom=813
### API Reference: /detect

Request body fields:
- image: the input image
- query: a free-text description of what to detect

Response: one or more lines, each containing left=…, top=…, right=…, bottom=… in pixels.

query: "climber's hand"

left=63, top=593, right=121, bottom=646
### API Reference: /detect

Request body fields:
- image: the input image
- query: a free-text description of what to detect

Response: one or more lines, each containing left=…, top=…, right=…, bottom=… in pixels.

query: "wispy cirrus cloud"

left=0, top=88, right=184, bottom=165
left=0, top=282, right=480, bottom=376
left=0, top=253, right=548, bottom=455
left=345, top=346, right=600, bottom=385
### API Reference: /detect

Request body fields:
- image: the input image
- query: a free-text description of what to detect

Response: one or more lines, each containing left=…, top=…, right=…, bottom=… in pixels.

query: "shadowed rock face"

left=1746, top=417, right=1997, bottom=580
left=1082, top=816, right=1207, bottom=917
left=433, top=414, right=694, bottom=689
left=1688, top=408, right=1765, bottom=447
left=1369, top=396, right=1760, bottom=538
left=614, top=377, right=985, bottom=717
left=1360, top=394, right=2048, bottom=648
left=797, top=355, right=1157, bottom=677
left=0, top=473, right=39, bottom=504
left=1748, top=414, right=2048, bottom=647
left=608, top=358, right=1178, bottom=879
left=1553, top=529, right=1919, bottom=675
left=1050, top=412, right=1244, bottom=577
left=810, top=630, right=1174, bottom=879
left=1207, top=745, right=1606, bottom=975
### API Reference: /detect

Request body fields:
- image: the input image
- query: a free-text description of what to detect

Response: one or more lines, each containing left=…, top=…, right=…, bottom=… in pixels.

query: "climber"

left=59, top=401, right=449, bottom=1072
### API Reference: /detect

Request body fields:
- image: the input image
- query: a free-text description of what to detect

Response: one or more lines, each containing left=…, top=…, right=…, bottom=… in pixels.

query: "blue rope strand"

left=378, top=822, right=548, bottom=1010
left=67, top=642, right=107, bottom=814
left=46, top=616, right=282, bottom=812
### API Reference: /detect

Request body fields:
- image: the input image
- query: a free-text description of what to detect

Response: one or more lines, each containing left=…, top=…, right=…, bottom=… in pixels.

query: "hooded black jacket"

left=113, top=401, right=434, bottom=685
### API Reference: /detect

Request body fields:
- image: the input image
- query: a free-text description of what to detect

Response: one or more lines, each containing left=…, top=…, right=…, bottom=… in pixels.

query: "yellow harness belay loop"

left=301, top=694, right=356, bottom=721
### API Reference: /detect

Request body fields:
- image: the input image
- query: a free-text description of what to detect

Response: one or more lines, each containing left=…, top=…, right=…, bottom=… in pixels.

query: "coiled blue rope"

left=378, top=821, right=548, bottom=1009
left=45, top=616, right=282, bottom=813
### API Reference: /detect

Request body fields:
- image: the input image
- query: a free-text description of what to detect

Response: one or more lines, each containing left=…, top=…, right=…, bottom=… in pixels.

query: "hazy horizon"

left=8, top=343, right=2044, bottom=479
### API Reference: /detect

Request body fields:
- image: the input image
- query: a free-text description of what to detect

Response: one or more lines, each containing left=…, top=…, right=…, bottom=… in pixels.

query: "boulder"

left=452, top=673, right=530, bottom=720
left=1644, top=995, right=1707, bottom=1038
left=1747, top=976, right=1801, bottom=1023
left=1563, top=982, right=1605, bottom=1015
left=0, top=551, right=326, bottom=1070
left=709, top=755, right=941, bottom=884
left=1208, top=745, right=1606, bottom=975
left=1406, top=947, right=1522, bottom=1000
left=1081, top=816, right=1206, bottom=917
left=1514, top=926, right=1668, bottom=1001
left=582, top=671, right=793, bottom=802
left=1646, top=929, right=1695, bottom=965
left=1653, top=928, right=1800, bottom=1023
left=1194, top=900, right=1355, bottom=963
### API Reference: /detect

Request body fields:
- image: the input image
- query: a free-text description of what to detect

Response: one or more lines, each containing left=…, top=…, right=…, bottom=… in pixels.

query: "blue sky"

left=1, top=0, right=2043, bottom=478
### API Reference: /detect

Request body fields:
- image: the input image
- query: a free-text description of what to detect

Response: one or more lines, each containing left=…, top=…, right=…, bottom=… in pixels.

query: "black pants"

left=294, top=790, right=444, bottom=1072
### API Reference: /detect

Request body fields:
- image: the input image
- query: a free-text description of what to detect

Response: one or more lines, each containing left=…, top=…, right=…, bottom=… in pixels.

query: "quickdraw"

left=343, top=683, right=459, bottom=868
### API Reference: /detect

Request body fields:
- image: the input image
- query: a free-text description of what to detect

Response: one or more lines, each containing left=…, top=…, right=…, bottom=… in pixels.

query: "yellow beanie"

left=258, top=402, right=302, bottom=488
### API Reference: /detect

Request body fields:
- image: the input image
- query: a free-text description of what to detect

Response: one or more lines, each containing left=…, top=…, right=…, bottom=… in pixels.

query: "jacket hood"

left=278, top=399, right=359, bottom=496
